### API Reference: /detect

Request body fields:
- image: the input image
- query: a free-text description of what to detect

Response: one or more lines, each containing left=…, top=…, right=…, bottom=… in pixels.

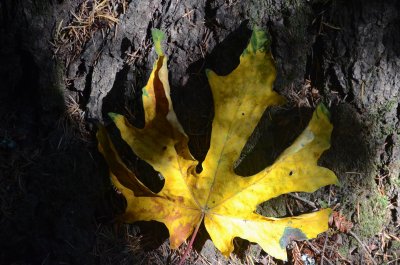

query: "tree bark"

left=0, top=0, right=398, bottom=264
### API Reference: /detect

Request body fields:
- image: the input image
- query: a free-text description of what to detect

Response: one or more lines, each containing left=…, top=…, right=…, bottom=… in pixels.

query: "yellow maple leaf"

left=97, top=28, right=339, bottom=261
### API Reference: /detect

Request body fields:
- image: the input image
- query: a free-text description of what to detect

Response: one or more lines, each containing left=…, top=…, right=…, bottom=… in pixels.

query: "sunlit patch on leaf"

left=97, top=27, right=339, bottom=261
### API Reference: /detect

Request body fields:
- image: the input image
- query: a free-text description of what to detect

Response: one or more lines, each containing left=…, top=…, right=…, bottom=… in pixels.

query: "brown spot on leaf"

left=176, top=196, right=184, bottom=203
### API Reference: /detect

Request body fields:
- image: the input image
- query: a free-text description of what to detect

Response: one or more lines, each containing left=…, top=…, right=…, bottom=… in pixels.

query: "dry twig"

left=348, top=231, right=378, bottom=265
left=288, top=193, right=317, bottom=209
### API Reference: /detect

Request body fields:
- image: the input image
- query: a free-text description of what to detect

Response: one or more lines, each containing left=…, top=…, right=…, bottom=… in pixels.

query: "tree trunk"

left=0, top=0, right=398, bottom=264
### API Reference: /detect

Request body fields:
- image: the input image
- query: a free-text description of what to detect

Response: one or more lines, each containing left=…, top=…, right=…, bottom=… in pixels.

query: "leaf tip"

left=243, top=27, right=271, bottom=55
left=334, top=177, right=341, bottom=187
left=317, top=103, right=331, bottom=120
left=151, top=28, right=165, bottom=56
left=205, top=68, right=214, bottom=78
left=108, top=112, right=119, bottom=121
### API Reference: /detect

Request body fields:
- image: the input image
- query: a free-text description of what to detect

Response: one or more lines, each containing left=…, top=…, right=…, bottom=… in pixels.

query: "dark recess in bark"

left=0, top=0, right=399, bottom=264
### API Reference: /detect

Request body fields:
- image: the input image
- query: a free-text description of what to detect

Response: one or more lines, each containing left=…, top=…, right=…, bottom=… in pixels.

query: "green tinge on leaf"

left=243, top=26, right=271, bottom=55
left=108, top=112, right=119, bottom=120
left=151, top=28, right=165, bottom=56
left=317, top=102, right=331, bottom=120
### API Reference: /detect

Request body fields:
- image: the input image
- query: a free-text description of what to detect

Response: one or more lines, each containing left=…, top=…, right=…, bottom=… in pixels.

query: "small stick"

left=307, top=242, right=335, bottom=265
left=348, top=231, right=377, bottom=265
left=322, top=256, right=335, bottom=265
left=288, top=193, right=317, bottom=209
left=320, top=233, right=328, bottom=265
left=306, top=240, right=321, bottom=254
left=388, top=258, right=400, bottom=264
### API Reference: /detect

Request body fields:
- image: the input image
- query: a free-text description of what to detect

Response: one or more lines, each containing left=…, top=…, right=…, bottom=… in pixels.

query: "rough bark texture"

left=320, top=0, right=400, bottom=241
left=0, top=0, right=399, bottom=264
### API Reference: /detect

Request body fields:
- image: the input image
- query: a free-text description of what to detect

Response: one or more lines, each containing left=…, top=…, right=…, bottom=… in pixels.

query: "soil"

left=0, top=0, right=399, bottom=264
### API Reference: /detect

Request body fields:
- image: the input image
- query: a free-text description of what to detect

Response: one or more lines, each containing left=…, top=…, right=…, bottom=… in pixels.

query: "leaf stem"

left=178, top=213, right=204, bottom=265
